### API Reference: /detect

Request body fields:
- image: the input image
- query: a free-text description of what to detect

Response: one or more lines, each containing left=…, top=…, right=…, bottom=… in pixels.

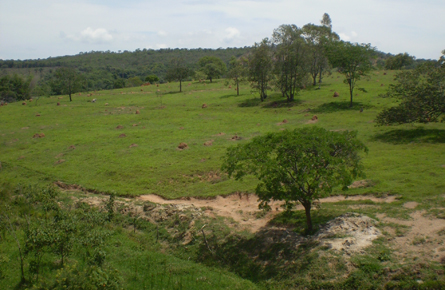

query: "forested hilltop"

left=0, top=47, right=250, bottom=92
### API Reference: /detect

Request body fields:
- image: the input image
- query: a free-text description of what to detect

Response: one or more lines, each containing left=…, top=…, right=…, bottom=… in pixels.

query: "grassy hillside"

left=1, top=70, right=445, bottom=289
left=1, top=71, right=444, bottom=201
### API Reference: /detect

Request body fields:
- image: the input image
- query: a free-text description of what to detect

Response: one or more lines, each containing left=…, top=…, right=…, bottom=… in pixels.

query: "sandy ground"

left=138, top=193, right=397, bottom=233
left=378, top=211, right=445, bottom=262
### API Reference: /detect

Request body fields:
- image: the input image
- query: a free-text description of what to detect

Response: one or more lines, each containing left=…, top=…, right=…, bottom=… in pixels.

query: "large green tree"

left=221, top=127, right=368, bottom=233
left=376, top=53, right=445, bottom=125
left=197, top=56, right=226, bottom=83
left=273, top=24, right=311, bottom=102
left=326, top=41, right=375, bottom=107
left=51, top=67, right=83, bottom=102
left=165, top=57, right=193, bottom=92
left=247, top=38, right=273, bottom=102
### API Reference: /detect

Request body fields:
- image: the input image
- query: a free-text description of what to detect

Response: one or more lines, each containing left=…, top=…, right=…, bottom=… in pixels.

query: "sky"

left=0, top=0, right=444, bottom=61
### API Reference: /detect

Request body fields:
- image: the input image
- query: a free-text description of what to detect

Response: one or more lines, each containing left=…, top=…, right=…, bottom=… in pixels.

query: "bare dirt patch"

left=377, top=211, right=445, bottom=262
left=347, top=179, right=375, bottom=189
left=316, top=213, right=381, bottom=255
left=403, top=202, right=418, bottom=209
left=178, top=142, right=188, bottom=150
left=138, top=193, right=397, bottom=233
left=306, top=119, right=319, bottom=124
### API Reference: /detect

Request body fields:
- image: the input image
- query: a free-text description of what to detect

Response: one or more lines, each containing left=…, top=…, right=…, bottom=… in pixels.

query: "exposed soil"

left=377, top=211, right=445, bottom=262
left=403, top=201, right=418, bottom=209
left=138, top=193, right=397, bottom=233
left=315, top=213, right=381, bottom=255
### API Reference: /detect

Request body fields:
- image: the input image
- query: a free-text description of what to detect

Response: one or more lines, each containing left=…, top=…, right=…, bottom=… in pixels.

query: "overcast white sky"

left=0, top=0, right=444, bottom=60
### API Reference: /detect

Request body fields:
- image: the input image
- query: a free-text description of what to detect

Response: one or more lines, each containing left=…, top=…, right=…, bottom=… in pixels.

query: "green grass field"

left=1, top=72, right=444, bottom=202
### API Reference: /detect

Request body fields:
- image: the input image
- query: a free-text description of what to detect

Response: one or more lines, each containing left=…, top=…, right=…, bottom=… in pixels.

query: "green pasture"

left=0, top=72, right=444, bottom=205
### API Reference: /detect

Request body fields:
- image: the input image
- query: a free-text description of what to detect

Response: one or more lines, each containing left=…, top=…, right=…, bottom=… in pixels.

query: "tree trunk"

left=179, top=79, right=182, bottom=92
left=236, top=82, right=239, bottom=96
left=209, top=77, right=213, bottom=83
left=303, top=202, right=313, bottom=233
left=69, top=92, right=72, bottom=102
left=348, top=79, right=353, bottom=107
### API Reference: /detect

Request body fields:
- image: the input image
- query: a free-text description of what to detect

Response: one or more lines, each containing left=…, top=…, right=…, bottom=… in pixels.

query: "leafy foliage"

left=165, top=57, right=193, bottom=92
left=0, top=74, right=33, bottom=102
left=272, top=25, right=311, bottom=102
left=376, top=57, right=445, bottom=125
left=222, top=127, right=368, bottom=232
left=50, top=67, right=84, bottom=101
left=226, top=56, right=247, bottom=96
left=384, top=52, right=415, bottom=70
left=326, top=41, right=375, bottom=107
left=197, top=56, right=227, bottom=83
left=145, top=74, right=159, bottom=83
left=246, top=38, right=273, bottom=101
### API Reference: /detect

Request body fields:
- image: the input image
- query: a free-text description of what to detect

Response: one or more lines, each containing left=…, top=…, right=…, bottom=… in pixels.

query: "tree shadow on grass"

left=238, top=98, right=303, bottom=108
left=219, top=94, right=238, bottom=99
left=372, top=128, right=445, bottom=144
left=312, top=101, right=373, bottom=114
left=196, top=209, right=338, bottom=283
left=262, top=99, right=303, bottom=108
left=164, top=91, right=182, bottom=95
left=238, top=97, right=262, bottom=107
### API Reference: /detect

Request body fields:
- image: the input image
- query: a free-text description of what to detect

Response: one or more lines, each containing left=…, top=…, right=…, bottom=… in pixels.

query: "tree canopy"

left=376, top=54, right=445, bottom=125
left=197, top=56, right=227, bottom=83
left=247, top=38, right=273, bottom=102
left=0, top=74, right=33, bottom=102
left=50, top=67, right=83, bottom=101
left=221, top=127, right=368, bottom=233
left=384, top=53, right=415, bottom=70
left=326, top=41, right=375, bottom=107
left=165, top=57, right=193, bottom=92
left=226, top=56, right=247, bottom=96
left=272, top=25, right=311, bottom=102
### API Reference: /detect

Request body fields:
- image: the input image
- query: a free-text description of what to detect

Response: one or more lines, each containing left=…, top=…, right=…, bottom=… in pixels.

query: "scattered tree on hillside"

left=303, top=14, right=339, bottom=87
left=145, top=74, right=159, bottom=84
left=226, top=56, right=247, bottom=96
left=126, top=76, right=143, bottom=87
left=165, top=57, right=193, bottom=92
left=197, top=56, right=227, bottom=83
left=273, top=25, right=311, bottom=102
left=385, top=53, right=415, bottom=70
left=376, top=52, right=445, bottom=125
left=51, top=67, right=83, bottom=102
left=222, top=127, right=368, bottom=233
left=326, top=41, right=375, bottom=107
left=247, top=38, right=273, bottom=102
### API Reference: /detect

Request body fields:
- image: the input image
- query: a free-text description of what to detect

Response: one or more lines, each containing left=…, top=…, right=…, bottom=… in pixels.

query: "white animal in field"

left=92, top=99, right=97, bottom=103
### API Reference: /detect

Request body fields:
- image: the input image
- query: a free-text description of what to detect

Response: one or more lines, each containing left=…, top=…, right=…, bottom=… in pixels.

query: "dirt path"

left=138, top=193, right=398, bottom=233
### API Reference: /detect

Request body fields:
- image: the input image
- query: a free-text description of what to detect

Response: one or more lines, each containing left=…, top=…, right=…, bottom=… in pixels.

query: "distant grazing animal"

left=92, top=99, right=97, bottom=103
